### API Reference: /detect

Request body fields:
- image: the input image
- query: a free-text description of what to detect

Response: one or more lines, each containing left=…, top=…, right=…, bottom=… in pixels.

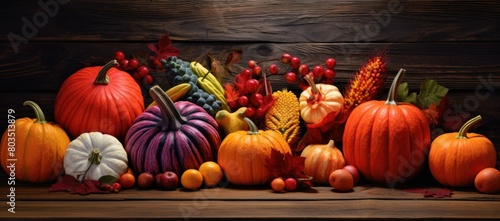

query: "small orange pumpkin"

left=299, top=75, right=343, bottom=124
left=0, top=101, right=70, bottom=183
left=300, top=140, right=346, bottom=184
left=429, top=115, right=497, bottom=187
left=217, top=118, right=291, bottom=185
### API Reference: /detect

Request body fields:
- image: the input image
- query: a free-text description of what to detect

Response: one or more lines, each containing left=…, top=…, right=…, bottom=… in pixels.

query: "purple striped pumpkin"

left=125, top=85, right=221, bottom=176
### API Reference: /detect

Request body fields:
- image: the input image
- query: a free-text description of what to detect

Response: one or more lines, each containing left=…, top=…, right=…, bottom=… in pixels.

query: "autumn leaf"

left=224, top=83, right=240, bottom=103
left=423, top=104, right=439, bottom=125
left=265, top=149, right=310, bottom=180
left=49, top=175, right=107, bottom=195
left=148, top=34, right=180, bottom=68
left=225, top=49, right=243, bottom=66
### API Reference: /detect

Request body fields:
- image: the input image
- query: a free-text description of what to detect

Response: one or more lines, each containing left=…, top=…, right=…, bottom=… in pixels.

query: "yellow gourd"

left=215, top=107, right=249, bottom=135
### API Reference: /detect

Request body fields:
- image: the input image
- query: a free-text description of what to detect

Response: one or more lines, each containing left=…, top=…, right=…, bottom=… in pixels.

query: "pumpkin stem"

left=23, top=100, right=47, bottom=124
left=88, top=148, right=102, bottom=165
left=149, top=85, right=187, bottom=131
left=94, top=60, right=119, bottom=85
left=304, top=75, right=319, bottom=95
left=385, top=68, right=406, bottom=105
left=456, top=115, right=482, bottom=139
left=244, top=117, right=260, bottom=135
left=326, top=140, right=335, bottom=148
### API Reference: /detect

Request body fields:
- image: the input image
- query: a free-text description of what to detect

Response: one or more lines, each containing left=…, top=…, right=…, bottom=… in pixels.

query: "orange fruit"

left=475, top=167, right=500, bottom=194
left=198, top=161, right=223, bottom=187
left=270, top=177, right=285, bottom=192
left=119, top=173, right=136, bottom=189
left=329, top=169, right=354, bottom=192
left=181, top=169, right=203, bottom=190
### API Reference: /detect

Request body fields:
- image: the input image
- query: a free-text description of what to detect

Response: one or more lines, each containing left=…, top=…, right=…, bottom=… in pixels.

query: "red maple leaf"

left=265, top=149, right=313, bottom=188
left=224, top=83, right=240, bottom=103
left=225, top=49, right=243, bottom=66
left=49, top=175, right=107, bottom=195
left=148, top=34, right=180, bottom=69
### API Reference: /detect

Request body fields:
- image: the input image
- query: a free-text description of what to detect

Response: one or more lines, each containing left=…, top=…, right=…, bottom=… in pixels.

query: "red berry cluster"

left=230, top=60, right=275, bottom=119
left=280, top=53, right=337, bottom=90
left=100, top=182, right=122, bottom=193
left=113, top=51, right=154, bottom=85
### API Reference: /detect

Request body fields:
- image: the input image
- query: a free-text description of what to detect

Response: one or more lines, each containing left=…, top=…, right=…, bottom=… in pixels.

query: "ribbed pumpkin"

left=300, top=140, right=346, bottom=184
left=429, top=115, right=497, bottom=187
left=299, top=75, right=344, bottom=124
left=343, top=69, right=431, bottom=185
left=218, top=118, right=292, bottom=186
left=0, top=101, right=70, bottom=183
left=125, top=85, right=221, bottom=177
left=54, top=60, right=144, bottom=140
left=64, top=132, right=129, bottom=180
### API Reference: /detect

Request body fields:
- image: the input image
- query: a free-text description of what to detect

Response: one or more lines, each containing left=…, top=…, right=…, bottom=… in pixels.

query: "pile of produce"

left=0, top=34, right=498, bottom=195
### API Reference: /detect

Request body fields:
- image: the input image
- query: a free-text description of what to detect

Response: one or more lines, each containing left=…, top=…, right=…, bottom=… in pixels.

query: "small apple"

left=155, top=171, right=179, bottom=190
left=271, top=177, right=285, bottom=192
left=343, top=165, right=361, bottom=185
left=137, top=172, right=155, bottom=189
left=284, top=178, right=297, bottom=192
left=329, top=169, right=354, bottom=192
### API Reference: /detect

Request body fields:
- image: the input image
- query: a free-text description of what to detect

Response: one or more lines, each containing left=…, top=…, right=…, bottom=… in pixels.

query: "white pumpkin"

left=64, top=132, right=128, bottom=181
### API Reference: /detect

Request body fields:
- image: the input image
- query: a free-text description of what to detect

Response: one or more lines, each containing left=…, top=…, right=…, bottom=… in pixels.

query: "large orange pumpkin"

left=429, top=115, right=496, bottom=187
left=0, top=101, right=70, bottom=183
left=342, top=69, right=431, bottom=186
left=217, top=118, right=292, bottom=185
left=54, top=60, right=144, bottom=140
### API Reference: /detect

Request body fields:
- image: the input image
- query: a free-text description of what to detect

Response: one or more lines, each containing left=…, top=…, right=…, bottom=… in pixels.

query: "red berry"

left=285, top=72, right=297, bottom=84
left=252, top=66, right=262, bottom=76
left=120, top=59, right=129, bottom=70
left=101, top=183, right=111, bottom=191
left=324, top=69, right=336, bottom=79
left=250, top=93, right=264, bottom=107
left=298, top=64, right=309, bottom=76
left=298, top=80, right=309, bottom=90
left=136, top=65, right=149, bottom=77
left=228, top=101, right=238, bottom=110
left=245, top=79, right=259, bottom=93
left=247, top=60, right=257, bottom=69
left=238, top=95, right=249, bottom=106
left=325, top=58, right=336, bottom=69
left=132, top=72, right=141, bottom=81
left=245, top=107, right=256, bottom=118
left=284, top=178, right=297, bottom=192
left=241, top=69, right=253, bottom=79
left=111, top=182, right=122, bottom=193
left=313, top=65, right=324, bottom=77
left=127, top=58, right=139, bottom=71
left=269, top=64, right=278, bottom=75
left=144, top=75, right=154, bottom=85
left=255, top=107, right=266, bottom=118
left=281, top=53, right=292, bottom=64
left=114, top=51, right=125, bottom=63
left=290, top=57, right=301, bottom=69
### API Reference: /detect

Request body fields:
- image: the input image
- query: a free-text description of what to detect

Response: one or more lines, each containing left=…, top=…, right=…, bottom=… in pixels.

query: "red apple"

left=343, top=165, right=361, bottom=185
left=155, top=171, right=179, bottom=190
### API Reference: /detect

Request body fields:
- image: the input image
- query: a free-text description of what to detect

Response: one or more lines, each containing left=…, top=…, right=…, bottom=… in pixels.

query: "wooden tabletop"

left=1, top=181, right=499, bottom=220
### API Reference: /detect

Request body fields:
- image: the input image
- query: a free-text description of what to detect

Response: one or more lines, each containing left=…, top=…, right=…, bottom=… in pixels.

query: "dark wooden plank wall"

left=0, top=0, right=499, bottom=162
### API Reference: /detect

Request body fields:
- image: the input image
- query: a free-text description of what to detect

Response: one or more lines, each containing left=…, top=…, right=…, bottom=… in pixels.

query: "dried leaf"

left=49, top=175, right=107, bottom=195
left=404, top=188, right=452, bottom=198
left=224, top=83, right=240, bottom=103
left=148, top=34, right=180, bottom=68
left=265, top=149, right=308, bottom=179
left=225, top=49, right=243, bottom=66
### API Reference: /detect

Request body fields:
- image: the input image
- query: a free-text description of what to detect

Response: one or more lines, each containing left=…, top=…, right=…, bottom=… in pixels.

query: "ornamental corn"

left=265, top=89, right=300, bottom=146
left=343, top=54, right=388, bottom=116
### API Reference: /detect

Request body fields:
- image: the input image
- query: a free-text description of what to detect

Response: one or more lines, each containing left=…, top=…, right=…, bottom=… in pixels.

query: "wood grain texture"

left=0, top=0, right=499, bottom=43
left=1, top=42, right=500, bottom=91
left=0, top=184, right=499, bottom=220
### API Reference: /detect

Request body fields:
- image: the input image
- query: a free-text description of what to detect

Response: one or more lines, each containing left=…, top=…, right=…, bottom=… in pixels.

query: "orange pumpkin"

left=299, top=75, right=343, bottom=124
left=429, top=115, right=497, bottom=187
left=54, top=60, right=144, bottom=140
left=0, top=101, right=70, bottom=183
left=217, top=118, right=291, bottom=185
left=343, top=69, right=431, bottom=185
left=300, top=140, right=346, bottom=184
